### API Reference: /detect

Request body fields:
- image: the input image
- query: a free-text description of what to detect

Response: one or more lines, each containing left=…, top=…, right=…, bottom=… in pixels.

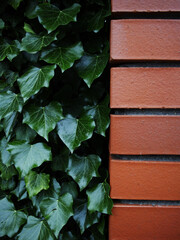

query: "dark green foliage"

left=0, top=0, right=112, bottom=239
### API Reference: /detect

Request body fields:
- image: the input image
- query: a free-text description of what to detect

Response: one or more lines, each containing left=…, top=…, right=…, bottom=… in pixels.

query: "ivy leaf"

left=24, top=23, right=35, bottom=34
left=36, top=3, right=81, bottom=33
left=0, top=91, right=23, bottom=120
left=0, top=137, right=11, bottom=166
left=25, top=171, right=50, bottom=198
left=61, top=181, right=78, bottom=200
left=18, top=216, right=55, bottom=240
left=40, top=194, right=73, bottom=237
left=86, top=182, right=113, bottom=214
left=3, top=112, right=18, bottom=139
left=57, top=114, right=95, bottom=153
left=21, top=32, right=57, bottom=53
left=61, top=231, right=79, bottom=240
left=65, top=154, right=101, bottom=191
left=75, top=52, right=108, bottom=87
left=23, top=102, right=63, bottom=141
left=0, top=162, right=17, bottom=180
left=0, top=19, right=5, bottom=30
left=0, top=40, right=20, bottom=61
left=8, top=0, right=23, bottom=9
left=86, top=95, right=110, bottom=136
left=0, top=197, right=27, bottom=238
left=15, top=124, right=37, bottom=143
left=18, top=65, right=56, bottom=102
left=41, top=42, right=83, bottom=72
left=0, top=177, right=16, bottom=191
left=11, top=179, right=27, bottom=200
left=7, top=141, right=52, bottom=177
left=73, top=199, right=101, bottom=234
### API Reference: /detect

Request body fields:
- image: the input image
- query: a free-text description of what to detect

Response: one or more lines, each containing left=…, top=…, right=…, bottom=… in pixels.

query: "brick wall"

left=109, top=1, right=180, bottom=239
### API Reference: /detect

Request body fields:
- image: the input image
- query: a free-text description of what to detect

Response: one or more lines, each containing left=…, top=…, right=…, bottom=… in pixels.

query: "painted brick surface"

left=109, top=204, right=180, bottom=240
left=110, top=115, right=180, bottom=155
left=110, top=159, right=180, bottom=200
left=110, top=20, right=180, bottom=61
left=110, top=68, right=180, bottom=109
left=111, top=0, right=180, bottom=13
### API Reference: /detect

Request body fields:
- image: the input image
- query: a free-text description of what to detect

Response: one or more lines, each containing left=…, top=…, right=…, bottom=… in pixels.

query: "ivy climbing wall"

left=109, top=0, right=180, bottom=239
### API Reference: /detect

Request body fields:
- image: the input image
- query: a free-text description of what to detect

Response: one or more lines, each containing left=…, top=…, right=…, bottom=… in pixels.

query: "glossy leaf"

left=23, top=102, right=63, bottom=140
left=40, top=194, right=73, bottom=237
left=41, top=42, right=83, bottom=72
left=86, top=182, right=113, bottom=214
left=8, top=141, right=52, bottom=177
left=25, top=171, right=50, bottom=198
left=3, top=112, right=18, bottom=139
left=0, top=197, right=27, bottom=237
left=0, top=40, right=20, bottom=61
left=73, top=199, right=101, bottom=233
left=21, top=32, right=57, bottom=53
left=11, top=179, right=27, bottom=200
left=65, top=154, right=101, bottom=191
left=18, top=216, right=55, bottom=240
left=36, top=3, right=81, bottom=33
left=75, top=52, right=108, bottom=87
left=86, top=95, right=110, bottom=136
left=57, top=114, right=95, bottom=153
left=0, top=137, right=11, bottom=166
left=0, top=91, right=23, bottom=120
left=18, top=65, right=56, bottom=101
left=0, top=162, right=17, bottom=180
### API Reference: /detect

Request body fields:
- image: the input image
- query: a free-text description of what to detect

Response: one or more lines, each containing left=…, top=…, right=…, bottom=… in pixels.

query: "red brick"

left=110, top=159, right=180, bottom=200
left=110, top=115, right=180, bottom=155
left=110, top=68, right=180, bottom=109
left=111, top=0, right=180, bottom=13
left=109, top=204, right=180, bottom=240
left=110, top=20, right=180, bottom=61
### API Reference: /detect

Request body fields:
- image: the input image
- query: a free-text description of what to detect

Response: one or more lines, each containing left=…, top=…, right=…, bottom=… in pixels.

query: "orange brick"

left=109, top=204, right=180, bottom=240
left=110, top=115, right=180, bottom=155
left=110, top=20, right=180, bottom=61
left=110, top=68, right=180, bottom=109
left=110, top=159, right=180, bottom=200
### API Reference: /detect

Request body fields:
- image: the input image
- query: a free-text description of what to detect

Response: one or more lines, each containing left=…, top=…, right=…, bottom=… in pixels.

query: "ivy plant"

left=0, top=0, right=112, bottom=239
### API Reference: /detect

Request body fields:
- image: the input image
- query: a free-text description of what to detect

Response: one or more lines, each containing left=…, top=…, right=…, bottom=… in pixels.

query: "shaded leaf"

left=21, top=32, right=57, bottom=53
left=0, top=137, right=11, bottom=166
left=23, top=102, right=63, bottom=140
left=0, top=197, right=27, bottom=238
left=0, top=162, right=17, bottom=180
left=86, top=182, right=113, bottom=214
left=36, top=3, right=81, bottom=33
left=11, top=179, right=27, bottom=200
left=23, top=23, right=35, bottom=34
left=41, top=42, right=83, bottom=72
left=18, top=216, right=55, bottom=240
left=0, top=177, right=16, bottom=191
left=40, top=194, right=73, bottom=237
left=15, top=124, right=37, bottom=143
left=65, top=154, right=101, bottom=191
left=0, top=40, right=20, bottom=61
left=18, top=65, right=56, bottom=102
left=75, top=52, right=108, bottom=87
left=8, top=0, right=23, bottom=9
left=3, top=112, right=18, bottom=139
left=8, top=141, right=52, bottom=177
left=0, top=19, right=5, bottom=30
left=57, top=114, right=95, bottom=153
left=60, top=181, right=78, bottom=200
left=25, top=171, right=50, bottom=198
left=0, top=91, right=23, bottom=120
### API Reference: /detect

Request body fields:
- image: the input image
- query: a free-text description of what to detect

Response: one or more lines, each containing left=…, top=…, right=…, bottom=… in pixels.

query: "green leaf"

left=75, top=52, right=108, bottom=87
left=3, top=112, right=18, bottom=139
left=86, top=182, right=113, bottom=214
left=40, top=194, right=73, bottom=237
left=86, top=95, right=110, bottom=136
left=8, top=141, right=52, bottom=177
left=23, top=102, right=63, bottom=140
left=0, top=40, right=20, bottom=61
left=57, top=114, right=95, bottom=153
left=24, top=23, right=35, bottom=34
left=11, top=179, right=27, bottom=200
left=0, top=177, right=16, bottom=191
left=15, top=124, right=37, bottom=143
left=21, top=32, right=57, bottom=53
left=8, top=0, right=23, bottom=9
left=0, top=197, right=27, bottom=238
left=0, top=162, right=17, bottom=180
left=60, top=181, right=78, bottom=200
left=25, top=171, right=50, bottom=198
left=0, top=19, right=5, bottom=30
left=41, top=42, right=83, bottom=72
left=0, top=138, right=11, bottom=166
left=61, top=231, right=79, bottom=240
left=18, top=216, right=55, bottom=240
left=73, top=199, right=101, bottom=233
left=36, top=3, right=81, bottom=33
left=18, top=65, right=56, bottom=102
left=65, top=154, right=101, bottom=191
left=0, top=91, right=23, bottom=120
